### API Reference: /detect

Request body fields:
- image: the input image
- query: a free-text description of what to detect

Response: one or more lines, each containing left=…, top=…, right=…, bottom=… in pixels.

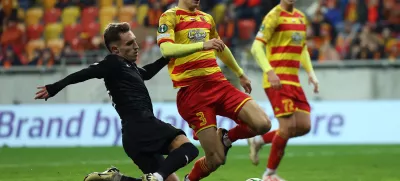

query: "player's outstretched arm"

left=300, top=45, right=319, bottom=93
left=159, top=38, right=225, bottom=58
left=138, top=56, right=170, bottom=80
left=34, top=57, right=114, bottom=100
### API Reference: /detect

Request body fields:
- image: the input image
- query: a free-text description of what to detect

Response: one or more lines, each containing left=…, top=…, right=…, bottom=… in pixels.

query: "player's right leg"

left=211, top=80, right=272, bottom=159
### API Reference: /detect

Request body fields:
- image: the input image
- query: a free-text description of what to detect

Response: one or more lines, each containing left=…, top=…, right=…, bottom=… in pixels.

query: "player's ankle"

left=265, top=168, right=276, bottom=176
left=219, top=128, right=232, bottom=147
left=222, top=133, right=232, bottom=147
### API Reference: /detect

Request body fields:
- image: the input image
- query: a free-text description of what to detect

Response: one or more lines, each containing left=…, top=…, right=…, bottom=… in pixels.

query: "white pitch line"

left=1, top=148, right=400, bottom=168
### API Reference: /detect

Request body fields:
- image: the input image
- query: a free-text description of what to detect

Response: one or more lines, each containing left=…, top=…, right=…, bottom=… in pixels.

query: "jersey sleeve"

left=138, top=56, right=169, bottom=80
left=45, top=56, right=116, bottom=98
left=255, top=10, right=280, bottom=44
left=208, top=14, right=220, bottom=39
left=157, top=12, right=176, bottom=46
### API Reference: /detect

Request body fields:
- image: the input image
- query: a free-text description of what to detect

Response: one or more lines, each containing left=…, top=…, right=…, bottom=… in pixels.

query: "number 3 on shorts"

left=196, top=112, right=207, bottom=126
left=282, top=99, right=294, bottom=112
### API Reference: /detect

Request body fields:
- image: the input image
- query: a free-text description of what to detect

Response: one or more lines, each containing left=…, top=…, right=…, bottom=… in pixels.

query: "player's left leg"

left=237, top=100, right=272, bottom=135
left=214, top=81, right=272, bottom=160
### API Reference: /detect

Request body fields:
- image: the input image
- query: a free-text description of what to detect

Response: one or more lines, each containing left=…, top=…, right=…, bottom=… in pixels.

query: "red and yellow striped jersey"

left=256, top=5, right=307, bottom=88
left=157, top=7, right=225, bottom=88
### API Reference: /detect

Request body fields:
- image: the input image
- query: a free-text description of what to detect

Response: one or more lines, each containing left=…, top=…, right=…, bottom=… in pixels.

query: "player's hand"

left=239, top=74, right=252, bottom=94
left=35, top=86, right=50, bottom=100
left=267, top=70, right=281, bottom=90
left=308, top=73, right=319, bottom=93
left=203, top=38, right=225, bottom=52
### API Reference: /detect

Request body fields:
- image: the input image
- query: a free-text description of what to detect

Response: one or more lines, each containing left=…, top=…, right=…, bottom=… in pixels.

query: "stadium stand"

left=0, top=0, right=399, bottom=69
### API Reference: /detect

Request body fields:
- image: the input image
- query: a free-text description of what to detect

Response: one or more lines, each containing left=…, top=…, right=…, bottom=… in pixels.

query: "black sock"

left=157, top=142, right=199, bottom=179
left=121, top=175, right=141, bottom=181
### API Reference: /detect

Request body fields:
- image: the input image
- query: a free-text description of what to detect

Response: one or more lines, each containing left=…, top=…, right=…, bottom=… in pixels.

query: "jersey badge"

left=158, top=24, right=168, bottom=33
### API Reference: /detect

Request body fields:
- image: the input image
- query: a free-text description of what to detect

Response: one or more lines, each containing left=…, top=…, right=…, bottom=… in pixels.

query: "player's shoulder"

left=161, top=7, right=179, bottom=18
left=195, top=9, right=210, bottom=17
left=294, top=8, right=306, bottom=18
left=198, top=10, right=214, bottom=21
left=104, top=54, right=120, bottom=62
left=264, top=5, right=281, bottom=19
left=99, top=54, right=124, bottom=67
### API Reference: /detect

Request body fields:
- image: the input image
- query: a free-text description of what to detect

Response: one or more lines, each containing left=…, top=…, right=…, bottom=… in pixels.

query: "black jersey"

left=46, top=54, right=169, bottom=119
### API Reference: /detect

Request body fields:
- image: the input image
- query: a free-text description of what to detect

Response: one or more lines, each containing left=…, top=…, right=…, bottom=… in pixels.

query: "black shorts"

left=121, top=113, right=186, bottom=174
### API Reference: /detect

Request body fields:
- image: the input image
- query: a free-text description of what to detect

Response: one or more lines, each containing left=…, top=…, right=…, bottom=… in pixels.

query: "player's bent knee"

left=252, top=115, right=272, bottom=135
left=239, top=100, right=272, bottom=135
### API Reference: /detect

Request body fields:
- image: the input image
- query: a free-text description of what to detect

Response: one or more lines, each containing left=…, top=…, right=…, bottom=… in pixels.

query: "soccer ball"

left=246, top=178, right=263, bottom=181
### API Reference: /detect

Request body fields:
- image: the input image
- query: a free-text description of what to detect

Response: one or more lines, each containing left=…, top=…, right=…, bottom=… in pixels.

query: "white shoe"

left=262, top=174, right=287, bottom=181
left=247, top=137, right=263, bottom=165
left=84, top=167, right=122, bottom=181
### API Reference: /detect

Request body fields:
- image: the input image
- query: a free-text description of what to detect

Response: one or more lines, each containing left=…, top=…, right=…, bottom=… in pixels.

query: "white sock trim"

left=185, top=155, right=189, bottom=165
left=153, top=172, right=163, bottom=181
left=266, top=168, right=276, bottom=176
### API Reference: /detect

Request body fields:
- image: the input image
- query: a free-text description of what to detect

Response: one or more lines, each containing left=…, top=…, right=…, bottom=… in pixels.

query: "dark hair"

left=103, top=22, right=131, bottom=52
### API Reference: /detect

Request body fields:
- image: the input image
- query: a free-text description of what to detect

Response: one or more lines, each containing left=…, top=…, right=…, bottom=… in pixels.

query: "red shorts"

left=265, top=84, right=310, bottom=117
left=177, top=80, right=251, bottom=134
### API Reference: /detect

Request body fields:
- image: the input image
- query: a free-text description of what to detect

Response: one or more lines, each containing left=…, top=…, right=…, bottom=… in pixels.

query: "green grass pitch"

left=1, top=145, right=400, bottom=181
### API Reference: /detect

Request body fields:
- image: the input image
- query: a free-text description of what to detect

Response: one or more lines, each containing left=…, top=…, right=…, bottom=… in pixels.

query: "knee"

left=279, top=125, right=297, bottom=138
left=296, top=123, right=311, bottom=137
left=205, top=151, right=225, bottom=171
left=253, top=116, right=272, bottom=135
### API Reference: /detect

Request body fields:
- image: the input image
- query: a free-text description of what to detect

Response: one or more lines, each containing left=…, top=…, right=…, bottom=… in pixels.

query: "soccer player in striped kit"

left=156, top=0, right=274, bottom=180
left=247, top=0, right=320, bottom=180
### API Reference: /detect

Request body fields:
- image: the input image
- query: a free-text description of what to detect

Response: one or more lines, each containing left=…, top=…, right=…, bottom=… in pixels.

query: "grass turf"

left=0, top=145, right=399, bottom=181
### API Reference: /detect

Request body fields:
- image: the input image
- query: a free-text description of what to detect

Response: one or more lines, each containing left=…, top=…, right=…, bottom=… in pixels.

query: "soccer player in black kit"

left=34, top=22, right=199, bottom=181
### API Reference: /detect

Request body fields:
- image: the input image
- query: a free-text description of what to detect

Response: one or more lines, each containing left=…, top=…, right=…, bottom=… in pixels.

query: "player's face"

left=182, top=0, right=200, bottom=10
left=282, top=0, right=297, bottom=5
left=118, top=31, right=139, bottom=62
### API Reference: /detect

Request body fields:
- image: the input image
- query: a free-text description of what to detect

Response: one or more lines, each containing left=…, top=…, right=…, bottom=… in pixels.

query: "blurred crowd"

left=307, top=0, right=400, bottom=62
left=0, top=0, right=399, bottom=69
